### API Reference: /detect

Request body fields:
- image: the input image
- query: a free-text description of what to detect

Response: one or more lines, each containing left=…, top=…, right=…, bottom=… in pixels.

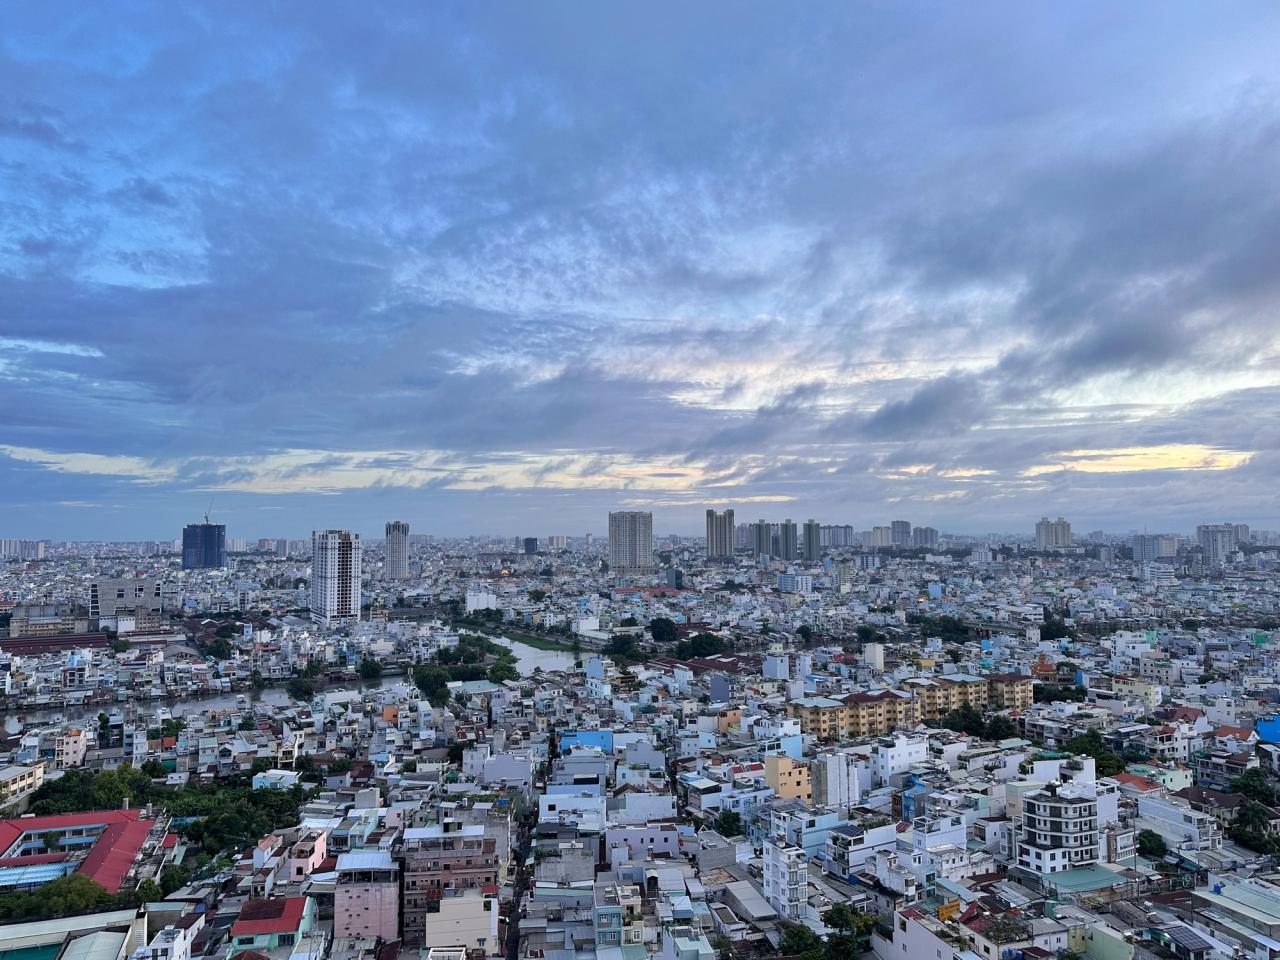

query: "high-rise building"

left=311, top=529, right=362, bottom=626
left=522, top=537, right=538, bottom=555
left=0, top=539, right=47, bottom=560
left=890, top=520, right=912, bottom=547
left=182, top=522, right=226, bottom=569
left=1196, top=523, right=1237, bottom=569
left=820, top=525, right=855, bottom=547
left=385, top=521, right=409, bottom=580
left=1130, top=534, right=1162, bottom=563
left=777, top=519, right=798, bottom=561
left=911, top=526, right=939, bottom=549
left=1233, top=523, right=1251, bottom=545
left=607, top=511, right=654, bottom=575
left=1034, top=517, right=1072, bottom=551
left=546, top=535, right=568, bottom=550
left=705, top=509, right=735, bottom=559
left=870, top=526, right=894, bottom=548
left=803, top=519, right=821, bottom=562
left=750, top=520, right=773, bottom=559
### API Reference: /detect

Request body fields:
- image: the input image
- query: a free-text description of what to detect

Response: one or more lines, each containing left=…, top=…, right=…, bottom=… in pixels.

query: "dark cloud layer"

left=1, top=2, right=1279, bottom=538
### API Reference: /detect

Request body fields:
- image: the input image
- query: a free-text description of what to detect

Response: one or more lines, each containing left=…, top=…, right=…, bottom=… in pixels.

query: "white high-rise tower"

left=310, top=529, right=362, bottom=626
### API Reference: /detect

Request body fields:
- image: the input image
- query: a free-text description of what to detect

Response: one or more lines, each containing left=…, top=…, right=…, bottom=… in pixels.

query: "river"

left=491, top=635, right=580, bottom=675
left=4, top=637, right=577, bottom=730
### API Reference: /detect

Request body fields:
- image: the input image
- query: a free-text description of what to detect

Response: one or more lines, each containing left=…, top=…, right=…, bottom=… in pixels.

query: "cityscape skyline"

left=5, top=5, right=1280, bottom=538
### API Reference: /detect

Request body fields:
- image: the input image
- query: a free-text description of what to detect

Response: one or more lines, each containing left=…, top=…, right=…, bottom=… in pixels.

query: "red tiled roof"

left=0, top=809, right=149, bottom=894
left=1112, top=773, right=1159, bottom=791
left=0, top=852, right=70, bottom=866
left=79, top=817, right=153, bottom=893
left=1217, top=726, right=1255, bottom=740
left=232, top=897, right=308, bottom=936
left=162, top=833, right=178, bottom=849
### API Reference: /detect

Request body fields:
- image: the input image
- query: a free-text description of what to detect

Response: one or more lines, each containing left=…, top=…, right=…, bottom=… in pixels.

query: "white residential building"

left=310, top=529, right=361, bottom=626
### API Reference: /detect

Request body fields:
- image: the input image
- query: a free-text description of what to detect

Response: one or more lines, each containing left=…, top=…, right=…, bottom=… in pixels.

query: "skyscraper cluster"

left=1035, top=517, right=1073, bottom=551
left=705, top=509, right=735, bottom=559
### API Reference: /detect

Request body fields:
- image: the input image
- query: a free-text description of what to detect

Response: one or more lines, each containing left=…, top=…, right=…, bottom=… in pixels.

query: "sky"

left=3, top=3, right=1280, bottom=541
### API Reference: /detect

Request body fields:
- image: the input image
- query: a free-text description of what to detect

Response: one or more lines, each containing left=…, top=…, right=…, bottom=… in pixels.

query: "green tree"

left=940, top=704, right=986, bottom=737
left=780, top=923, right=823, bottom=960
left=714, top=809, right=743, bottom=836
left=40, top=830, right=61, bottom=853
left=159, top=865, right=190, bottom=895
left=110, top=637, right=130, bottom=654
left=649, top=617, right=678, bottom=644
left=286, top=677, right=316, bottom=700
left=821, top=903, right=861, bottom=933
left=1136, top=829, right=1168, bottom=858
left=140, top=759, right=166, bottom=779
left=1231, top=768, right=1279, bottom=806
left=135, top=878, right=164, bottom=903
left=357, top=658, right=383, bottom=681
left=1065, top=730, right=1127, bottom=778
left=797, top=624, right=813, bottom=643
left=984, top=715, right=1018, bottom=741
left=488, top=660, right=520, bottom=684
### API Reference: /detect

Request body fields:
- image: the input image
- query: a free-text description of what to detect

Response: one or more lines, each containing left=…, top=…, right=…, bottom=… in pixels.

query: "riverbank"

left=454, top=621, right=584, bottom=653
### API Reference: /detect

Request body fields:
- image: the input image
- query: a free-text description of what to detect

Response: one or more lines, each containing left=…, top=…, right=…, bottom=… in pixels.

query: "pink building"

left=285, top=830, right=328, bottom=883
left=334, top=851, right=400, bottom=942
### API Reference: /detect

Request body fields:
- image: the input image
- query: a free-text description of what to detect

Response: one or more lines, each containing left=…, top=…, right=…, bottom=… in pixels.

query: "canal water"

left=5, top=637, right=578, bottom=730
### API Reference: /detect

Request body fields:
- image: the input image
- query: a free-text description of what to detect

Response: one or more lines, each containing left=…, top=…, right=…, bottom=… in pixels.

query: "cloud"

left=2, top=3, right=1280, bottom=536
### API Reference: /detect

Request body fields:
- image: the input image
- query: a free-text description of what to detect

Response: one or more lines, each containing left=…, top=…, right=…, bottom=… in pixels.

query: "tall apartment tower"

left=311, top=529, right=362, bottom=626
left=803, top=519, right=821, bottom=563
left=911, top=526, right=939, bottom=549
left=890, top=520, right=912, bottom=547
left=385, top=521, right=409, bottom=580
left=705, top=509, right=735, bottom=558
left=182, top=522, right=226, bottom=569
left=750, top=520, right=773, bottom=559
left=608, top=511, right=654, bottom=575
left=1196, top=523, right=1237, bottom=569
left=777, top=519, right=798, bottom=561
left=1035, top=516, right=1073, bottom=550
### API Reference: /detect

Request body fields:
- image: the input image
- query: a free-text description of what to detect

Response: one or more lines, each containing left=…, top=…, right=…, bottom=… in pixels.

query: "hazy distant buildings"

left=777, top=519, right=798, bottom=562
left=870, top=526, right=893, bottom=548
left=546, top=535, right=568, bottom=550
left=911, top=526, right=939, bottom=549
left=384, top=521, right=410, bottom=580
left=607, top=511, right=654, bottom=575
left=1197, top=523, right=1237, bottom=569
left=311, top=529, right=362, bottom=626
left=803, top=519, right=821, bottom=562
left=820, top=525, right=855, bottom=547
left=181, top=522, right=226, bottom=569
left=890, top=520, right=912, bottom=547
left=749, top=520, right=772, bottom=559
left=1131, top=533, right=1178, bottom=562
left=1035, top=516, right=1072, bottom=551
left=0, top=539, right=46, bottom=560
left=705, top=509, right=735, bottom=559
left=522, top=537, right=538, bottom=555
